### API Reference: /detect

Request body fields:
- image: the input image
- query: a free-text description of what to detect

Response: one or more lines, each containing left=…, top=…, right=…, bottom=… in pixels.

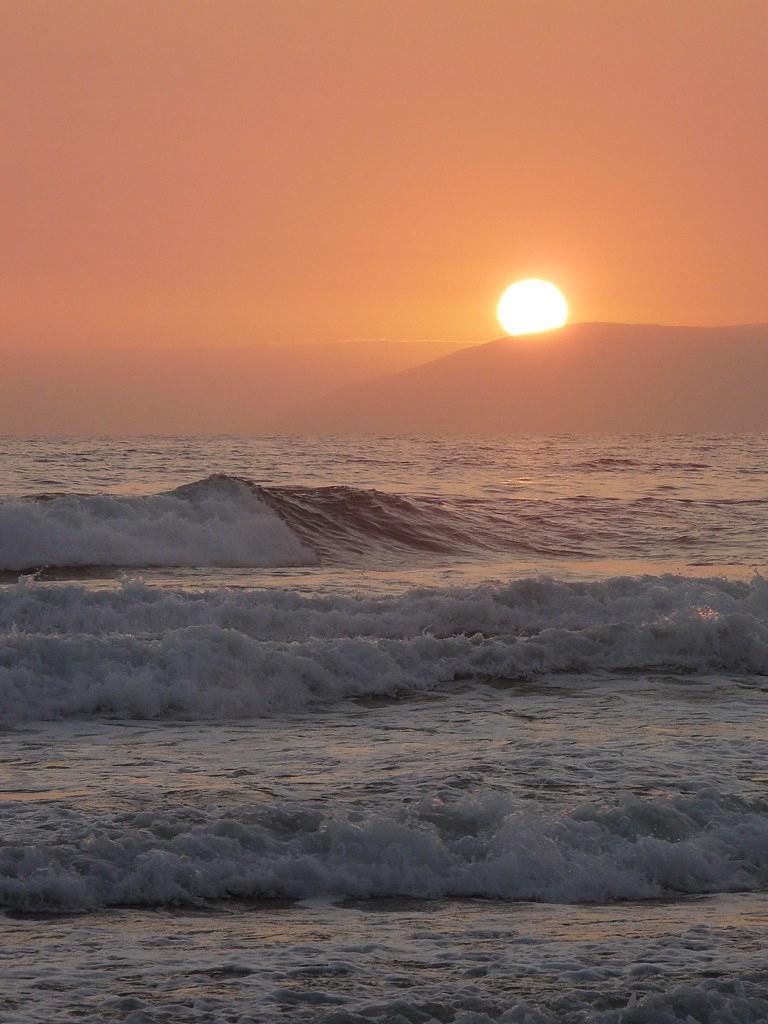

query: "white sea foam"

left=457, top=987, right=768, bottom=1024
left=3, top=572, right=766, bottom=639
left=1, top=575, right=767, bottom=721
left=1, top=788, right=766, bottom=912
left=0, top=476, right=315, bottom=571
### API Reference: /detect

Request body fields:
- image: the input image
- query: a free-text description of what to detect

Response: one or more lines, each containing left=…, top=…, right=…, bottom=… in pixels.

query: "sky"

left=2, top=0, right=766, bottom=359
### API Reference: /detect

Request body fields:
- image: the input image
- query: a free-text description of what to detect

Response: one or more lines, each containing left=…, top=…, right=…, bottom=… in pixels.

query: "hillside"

left=292, top=323, right=768, bottom=434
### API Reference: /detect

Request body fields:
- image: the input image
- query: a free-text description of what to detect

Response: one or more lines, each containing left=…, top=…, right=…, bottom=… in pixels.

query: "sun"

left=497, top=279, right=568, bottom=336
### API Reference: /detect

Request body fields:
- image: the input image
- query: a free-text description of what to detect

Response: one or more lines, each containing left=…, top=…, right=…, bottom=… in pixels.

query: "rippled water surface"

left=1, top=435, right=768, bottom=1022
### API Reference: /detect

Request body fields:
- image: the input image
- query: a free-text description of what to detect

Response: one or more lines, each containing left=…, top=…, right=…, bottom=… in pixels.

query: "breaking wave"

left=2, top=574, right=767, bottom=721
left=0, top=473, right=580, bottom=573
left=2, top=472, right=768, bottom=572
left=2, top=787, right=768, bottom=911
left=0, top=476, right=317, bottom=572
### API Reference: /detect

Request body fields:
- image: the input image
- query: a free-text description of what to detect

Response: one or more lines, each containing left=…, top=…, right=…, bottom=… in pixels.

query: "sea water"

left=1, top=435, right=768, bottom=1022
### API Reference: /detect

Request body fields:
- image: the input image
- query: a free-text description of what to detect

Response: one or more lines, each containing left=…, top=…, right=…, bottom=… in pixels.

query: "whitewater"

left=2, top=434, right=768, bottom=1023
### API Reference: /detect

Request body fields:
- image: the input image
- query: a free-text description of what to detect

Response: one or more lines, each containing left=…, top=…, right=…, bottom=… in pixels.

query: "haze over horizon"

left=3, top=322, right=766, bottom=436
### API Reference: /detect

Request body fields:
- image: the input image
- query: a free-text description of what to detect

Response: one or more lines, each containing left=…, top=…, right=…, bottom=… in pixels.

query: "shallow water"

left=1, top=435, right=768, bottom=1021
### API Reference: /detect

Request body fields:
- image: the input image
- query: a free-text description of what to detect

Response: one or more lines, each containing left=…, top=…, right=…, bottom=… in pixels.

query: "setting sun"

left=497, top=279, right=569, bottom=336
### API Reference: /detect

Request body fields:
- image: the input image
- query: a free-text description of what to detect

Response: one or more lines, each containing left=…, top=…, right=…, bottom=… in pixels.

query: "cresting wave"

left=2, top=788, right=767, bottom=912
left=0, top=473, right=583, bottom=573
left=4, top=472, right=767, bottom=572
left=1, top=574, right=768, bottom=721
left=0, top=476, right=316, bottom=572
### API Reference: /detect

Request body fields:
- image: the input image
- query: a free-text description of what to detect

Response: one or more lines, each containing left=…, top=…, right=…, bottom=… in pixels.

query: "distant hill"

left=1, top=339, right=466, bottom=435
left=292, top=323, right=768, bottom=434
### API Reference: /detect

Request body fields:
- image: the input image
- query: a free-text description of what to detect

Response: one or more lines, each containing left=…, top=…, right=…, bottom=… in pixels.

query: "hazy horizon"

left=2, top=321, right=767, bottom=436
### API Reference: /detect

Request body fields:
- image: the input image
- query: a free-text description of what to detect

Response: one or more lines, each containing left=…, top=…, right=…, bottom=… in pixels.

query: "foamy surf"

left=1, top=574, right=767, bottom=721
left=0, top=476, right=316, bottom=571
left=2, top=436, right=768, bottom=1024
left=1, top=788, right=766, bottom=912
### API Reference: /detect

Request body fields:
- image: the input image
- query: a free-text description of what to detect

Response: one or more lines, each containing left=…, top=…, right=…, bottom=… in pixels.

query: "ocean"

left=2, top=434, right=768, bottom=1023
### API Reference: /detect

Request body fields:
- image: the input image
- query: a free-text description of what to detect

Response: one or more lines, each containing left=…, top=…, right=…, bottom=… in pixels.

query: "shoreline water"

left=2, top=435, right=767, bottom=1021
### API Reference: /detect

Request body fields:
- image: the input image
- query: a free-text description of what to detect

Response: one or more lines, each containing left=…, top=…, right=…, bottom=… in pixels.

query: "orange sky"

left=2, top=0, right=766, bottom=350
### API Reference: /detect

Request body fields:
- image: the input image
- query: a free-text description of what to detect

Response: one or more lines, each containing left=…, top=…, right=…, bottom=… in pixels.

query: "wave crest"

left=0, top=475, right=316, bottom=572
left=3, top=473, right=767, bottom=571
